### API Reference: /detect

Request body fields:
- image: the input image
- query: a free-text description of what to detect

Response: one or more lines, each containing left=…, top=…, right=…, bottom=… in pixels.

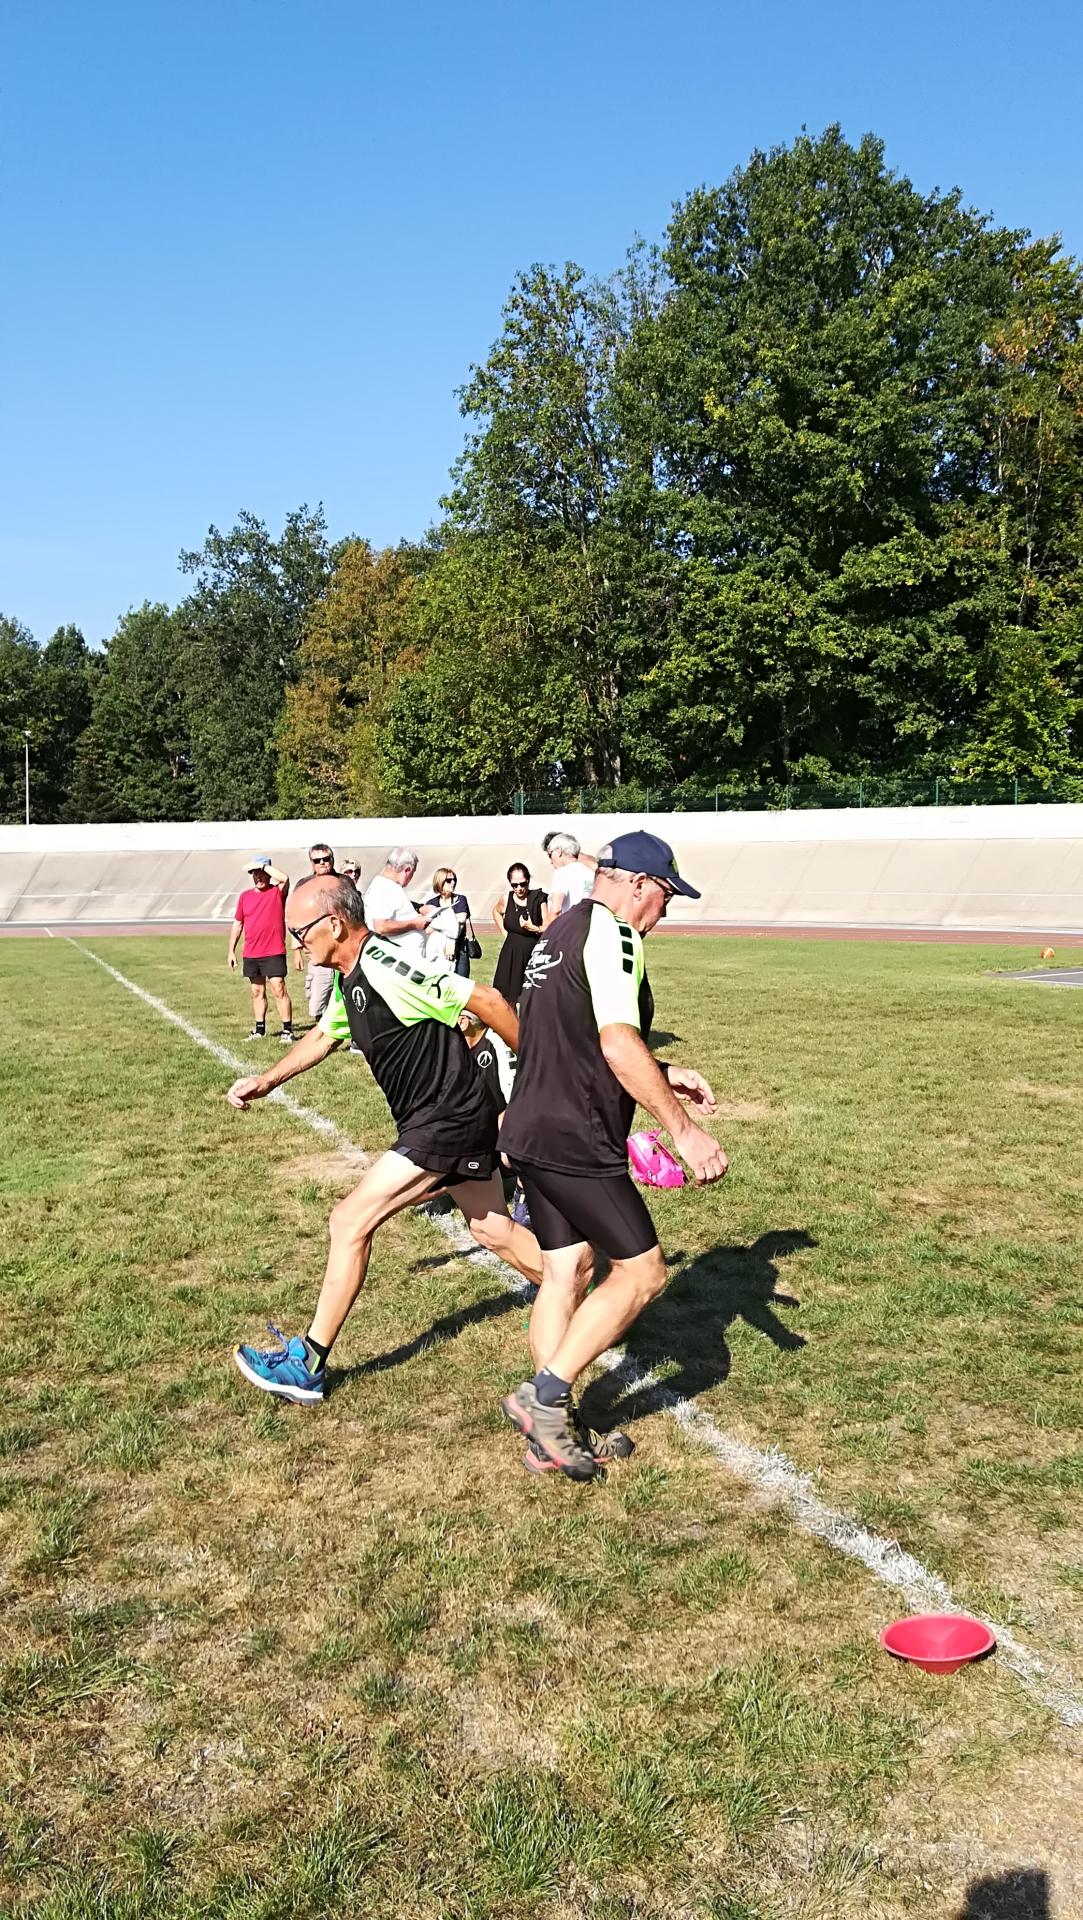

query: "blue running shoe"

left=510, top=1186, right=532, bottom=1229
left=232, top=1324, right=325, bottom=1405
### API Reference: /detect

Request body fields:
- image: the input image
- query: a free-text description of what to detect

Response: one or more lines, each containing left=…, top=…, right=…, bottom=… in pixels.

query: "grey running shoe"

left=523, top=1408, right=634, bottom=1474
left=501, top=1381, right=598, bottom=1482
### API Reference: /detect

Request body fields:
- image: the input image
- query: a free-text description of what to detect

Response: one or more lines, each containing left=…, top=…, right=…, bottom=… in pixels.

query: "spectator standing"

left=292, top=843, right=339, bottom=1020
left=424, top=866, right=473, bottom=973
left=227, top=857, right=295, bottom=1043
left=364, top=848, right=433, bottom=956
left=341, top=857, right=362, bottom=885
left=492, top=863, right=547, bottom=1008
left=543, top=832, right=597, bottom=926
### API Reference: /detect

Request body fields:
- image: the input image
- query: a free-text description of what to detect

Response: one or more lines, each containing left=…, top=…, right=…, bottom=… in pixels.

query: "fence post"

left=714, top=786, right=719, bottom=812
left=934, top=777, right=940, bottom=807
left=645, top=788, right=651, bottom=813
left=858, top=780, right=864, bottom=809
left=1013, top=775, right=1019, bottom=805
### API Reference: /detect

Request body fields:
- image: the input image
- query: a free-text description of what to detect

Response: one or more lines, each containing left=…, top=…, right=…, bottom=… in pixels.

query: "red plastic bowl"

left=880, top=1613, right=995, bottom=1675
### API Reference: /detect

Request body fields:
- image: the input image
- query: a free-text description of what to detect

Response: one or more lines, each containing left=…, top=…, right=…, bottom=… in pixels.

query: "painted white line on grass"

left=43, top=926, right=54, bottom=937
left=68, top=942, right=357, bottom=1151
left=71, top=940, right=1083, bottom=1731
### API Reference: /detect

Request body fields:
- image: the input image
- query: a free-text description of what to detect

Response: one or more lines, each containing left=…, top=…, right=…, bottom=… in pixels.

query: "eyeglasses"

left=443, top=876, right=457, bottom=886
left=288, top=911, right=332, bottom=944
left=310, top=855, right=334, bottom=867
left=648, top=875, right=677, bottom=903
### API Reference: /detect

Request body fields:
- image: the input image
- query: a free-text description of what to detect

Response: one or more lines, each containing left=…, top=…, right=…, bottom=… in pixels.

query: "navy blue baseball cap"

left=595, top=831, right=700, bottom=898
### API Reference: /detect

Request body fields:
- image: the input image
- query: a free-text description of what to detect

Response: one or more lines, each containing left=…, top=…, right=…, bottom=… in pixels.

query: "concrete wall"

left=1, top=807, right=1082, bottom=931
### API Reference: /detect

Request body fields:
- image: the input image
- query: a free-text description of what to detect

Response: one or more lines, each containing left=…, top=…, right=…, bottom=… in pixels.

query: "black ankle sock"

left=303, top=1335, right=331, bottom=1374
left=254, top=1020, right=266, bottom=1034
left=533, top=1367, right=571, bottom=1408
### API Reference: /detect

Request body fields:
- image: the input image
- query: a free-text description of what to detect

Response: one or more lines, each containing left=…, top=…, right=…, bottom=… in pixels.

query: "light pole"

left=23, top=730, right=30, bottom=827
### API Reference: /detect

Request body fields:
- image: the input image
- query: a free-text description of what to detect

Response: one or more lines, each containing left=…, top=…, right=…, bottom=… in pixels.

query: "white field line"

left=68, top=939, right=1083, bottom=1731
left=43, top=926, right=55, bottom=938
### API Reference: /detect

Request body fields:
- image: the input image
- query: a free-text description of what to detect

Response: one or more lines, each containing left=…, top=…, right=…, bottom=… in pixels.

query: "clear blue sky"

left=4, top=0, right=1081, bottom=646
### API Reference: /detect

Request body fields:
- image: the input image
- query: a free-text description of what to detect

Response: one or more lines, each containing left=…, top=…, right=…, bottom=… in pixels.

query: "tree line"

left=4, top=127, right=1082, bottom=826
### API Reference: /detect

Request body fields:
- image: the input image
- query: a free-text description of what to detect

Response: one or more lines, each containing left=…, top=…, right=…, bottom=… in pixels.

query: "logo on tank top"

left=351, top=983, right=368, bottom=1013
left=524, top=940, right=563, bottom=991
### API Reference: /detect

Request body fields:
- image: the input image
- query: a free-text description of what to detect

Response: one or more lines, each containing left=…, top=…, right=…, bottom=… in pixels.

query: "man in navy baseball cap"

left=594, top=830, right=700, bottom=900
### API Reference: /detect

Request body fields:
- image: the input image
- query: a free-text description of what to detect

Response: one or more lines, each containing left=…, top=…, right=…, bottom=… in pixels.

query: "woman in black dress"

left=491, top=863, right=547, bottom=1007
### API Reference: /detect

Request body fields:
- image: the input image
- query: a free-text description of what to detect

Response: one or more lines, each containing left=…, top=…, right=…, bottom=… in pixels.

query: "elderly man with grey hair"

left=543, top=831, right=598, bottom=927
left=363, top=847, right=434, bottom=957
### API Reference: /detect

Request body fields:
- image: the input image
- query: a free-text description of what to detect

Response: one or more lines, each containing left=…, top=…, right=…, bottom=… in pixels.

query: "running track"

left=1, top=920, right=1079, bottom=946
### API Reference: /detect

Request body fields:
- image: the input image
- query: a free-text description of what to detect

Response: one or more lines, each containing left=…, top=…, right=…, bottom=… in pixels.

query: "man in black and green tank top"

left=500, top=831, right=729, bottom=1481
left=224, top=872, right=547, bottom=1408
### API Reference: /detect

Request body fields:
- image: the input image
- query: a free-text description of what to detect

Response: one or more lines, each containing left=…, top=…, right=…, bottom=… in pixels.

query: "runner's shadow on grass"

left=954, top=1869, right=1050, bottom=1919
left=331, top=1289, right=526, bottom=1388
left=579, top=1229, right=815, bottom=1433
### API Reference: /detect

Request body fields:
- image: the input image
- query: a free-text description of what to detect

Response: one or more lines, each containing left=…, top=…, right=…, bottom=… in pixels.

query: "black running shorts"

left=515, top=1164, right=659, bottom=1261
left=243, top=953, right=287, bottom=981
left=396, top=1134, right=499, bottom=1188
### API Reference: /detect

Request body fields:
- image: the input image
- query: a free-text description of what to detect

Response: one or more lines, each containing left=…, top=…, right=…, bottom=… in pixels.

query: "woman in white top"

left=422, top=866, right=467, bottom=966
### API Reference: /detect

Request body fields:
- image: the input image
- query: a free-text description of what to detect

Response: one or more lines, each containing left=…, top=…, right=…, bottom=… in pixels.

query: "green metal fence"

left=510, top=774, right=1083, bottom=815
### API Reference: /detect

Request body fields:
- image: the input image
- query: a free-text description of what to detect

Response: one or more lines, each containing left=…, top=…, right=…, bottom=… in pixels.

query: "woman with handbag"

left=424, top=867, right=479, bottom=976
left=491, top=863, right=547, bottom=1008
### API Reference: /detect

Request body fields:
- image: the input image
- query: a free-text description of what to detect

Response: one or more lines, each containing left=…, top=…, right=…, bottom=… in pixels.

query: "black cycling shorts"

left=243, top=953, right=287, bottom=981
left=515, top=1164, right=659, bottom=1262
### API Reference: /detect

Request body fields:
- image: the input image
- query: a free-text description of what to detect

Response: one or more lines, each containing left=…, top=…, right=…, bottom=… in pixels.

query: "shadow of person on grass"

left=331, top=1288, right=525, bottom=1389
left=579, top=1229, right=815, bottom=1435
left=954, top=1869, right=1051, bottom=1920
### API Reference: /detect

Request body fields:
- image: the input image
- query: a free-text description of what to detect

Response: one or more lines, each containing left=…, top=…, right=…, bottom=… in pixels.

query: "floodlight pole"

left=23, top=730, right=30, bottom=826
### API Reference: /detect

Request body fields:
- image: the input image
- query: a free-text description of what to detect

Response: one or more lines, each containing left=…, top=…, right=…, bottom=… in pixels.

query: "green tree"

left=439, top=256, right=663, bottom=791
left=68, top=605, right=196, bottom=822
left=0, top=617, right=97, bottom=823
left=177, top=506, right=333, bottom=819
left=963, top=239, right=1083, bottom=779
left=614, top=127, right=1024, bottom=786
left=0, top=616, right=39, bottom=823
left=276, top=539, right=423, bottom=817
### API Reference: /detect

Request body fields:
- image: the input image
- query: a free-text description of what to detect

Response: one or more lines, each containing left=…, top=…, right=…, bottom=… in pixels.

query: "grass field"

left=2, top=932, right=1082, bottom=1919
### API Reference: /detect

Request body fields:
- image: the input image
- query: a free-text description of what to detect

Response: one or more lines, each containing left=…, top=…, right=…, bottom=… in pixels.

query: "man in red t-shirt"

left=227, top=857, right=294, bottom=1043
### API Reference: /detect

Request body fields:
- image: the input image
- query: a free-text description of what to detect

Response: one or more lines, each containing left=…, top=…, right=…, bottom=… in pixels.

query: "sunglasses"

left=288, top=911, right=332, bottom=945
left=649, top=875, right=677, bottom=902
left=442, top=876, right=457, bottom=886
left=310, top=854, right=334, bottom=866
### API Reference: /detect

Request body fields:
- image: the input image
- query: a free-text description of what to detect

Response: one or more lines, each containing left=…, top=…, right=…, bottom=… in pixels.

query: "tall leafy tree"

left=615, top=127, right=1024, bottom=785
left=0, top=616, right=97, bottom=822
left=964, top=239, right=1083, bottom=778
left=276, top=539, right=422, bottom=817
left=439, top=256, right=663, bottom=789
left=177, top=506, right=332, bottom=819
left=68, top=605, right=195, bottom=822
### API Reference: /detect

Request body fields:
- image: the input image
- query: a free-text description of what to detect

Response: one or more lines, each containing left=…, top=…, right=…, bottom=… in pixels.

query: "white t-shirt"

left=364, top=873, right=424, bottom=956
left=549, top=859, right=595, bottom=914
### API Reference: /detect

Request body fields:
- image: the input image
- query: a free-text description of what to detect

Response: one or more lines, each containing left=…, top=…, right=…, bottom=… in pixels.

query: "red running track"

left=2, top=920, right=1079, bottom=946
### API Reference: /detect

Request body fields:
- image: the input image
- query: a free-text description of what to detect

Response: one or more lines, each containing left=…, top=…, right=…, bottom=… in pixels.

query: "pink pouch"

left=627, top=1129, right=685, bottom=1189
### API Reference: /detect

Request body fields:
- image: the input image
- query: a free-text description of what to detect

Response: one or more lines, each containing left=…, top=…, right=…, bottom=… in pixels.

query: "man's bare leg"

left=250, top=980, right=267, bottom=1026
left=502, top=1244, right=666, bottom=1477
left=527, top=1242, right=592, bottom=1373
left=268, top=975, right=294, bottom=1028
left=307, top=1151, right=438, bottom=1347
left=544, top=1245, right=667, bottom=1387
left=446, top=1173, right=544, bottom=1286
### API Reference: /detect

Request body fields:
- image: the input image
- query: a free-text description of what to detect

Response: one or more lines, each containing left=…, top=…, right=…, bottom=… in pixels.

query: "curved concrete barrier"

left=1, top=807, right=1082, bottom=933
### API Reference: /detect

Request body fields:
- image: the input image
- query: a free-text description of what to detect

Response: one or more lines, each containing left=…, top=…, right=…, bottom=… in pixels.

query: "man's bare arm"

left=599, top=1023, right=728, bottom=1185
left=226, top=1025, right=340, bottom=1107
left=227, top=917, right=243, bottom=969
left=370, top=911, right=431, bottom=937
left=464, top=982, right=519, bottom=1052
left=543, top=889, right=567, bottom=928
